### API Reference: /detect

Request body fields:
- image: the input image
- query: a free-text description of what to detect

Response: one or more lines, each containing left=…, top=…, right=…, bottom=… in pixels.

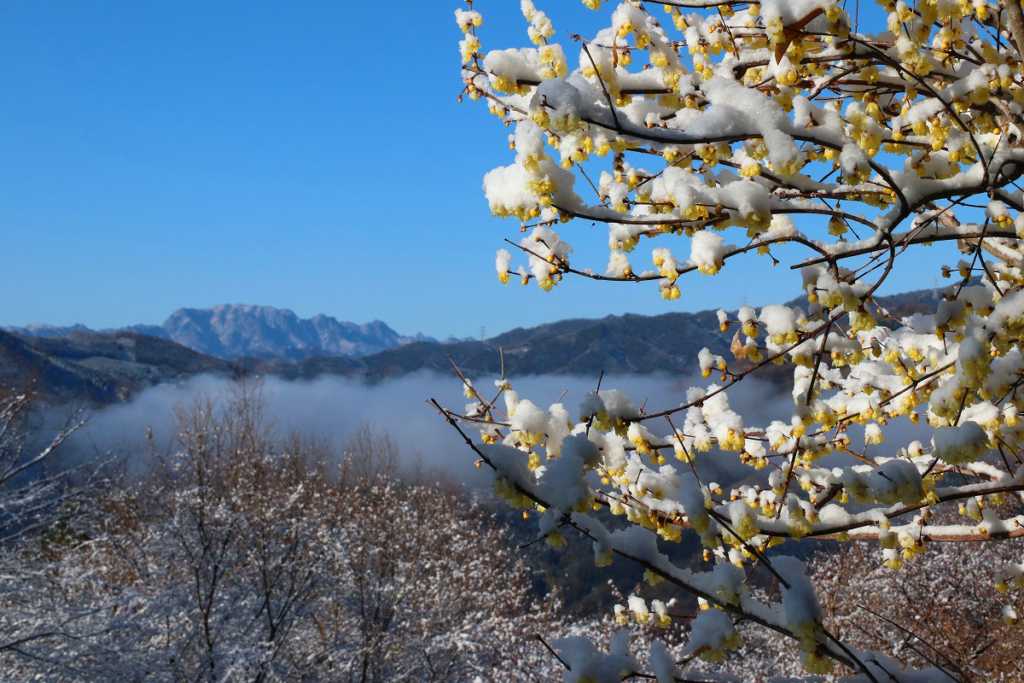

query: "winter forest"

left=4, top=0, right=1024, bottom=681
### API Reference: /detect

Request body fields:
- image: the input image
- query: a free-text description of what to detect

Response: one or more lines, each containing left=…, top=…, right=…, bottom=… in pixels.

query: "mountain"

left=7, top=324, right=93, bottom=338
left=7, top=305, right=434, bottom=361
left=0, top=329, right=230, bottom=404
left=0, top=308, right=732, bottom=402
left=329, top=309, right=730, bottom=380
left=0, top=285, right=942, bottom=404
left=155, top=305, right=432, bottom=360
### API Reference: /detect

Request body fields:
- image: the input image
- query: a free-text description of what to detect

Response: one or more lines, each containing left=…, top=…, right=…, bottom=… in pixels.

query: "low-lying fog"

left=60, top=371, right=933, bottom=486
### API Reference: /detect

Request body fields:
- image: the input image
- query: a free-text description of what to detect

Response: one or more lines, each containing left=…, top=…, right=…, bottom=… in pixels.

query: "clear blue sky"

left=0, top=1, right=952, bottom=339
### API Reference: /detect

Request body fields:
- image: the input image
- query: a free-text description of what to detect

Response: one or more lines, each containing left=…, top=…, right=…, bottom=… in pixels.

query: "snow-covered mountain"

left=6, top=305, right=433, bottom=360
left=7, top=323, right=93, bottom=338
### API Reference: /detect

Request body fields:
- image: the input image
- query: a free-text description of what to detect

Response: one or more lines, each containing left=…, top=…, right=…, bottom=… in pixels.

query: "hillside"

left=0, top=309, right=729, bottom=402
left=0, top=330, right=230, bottom=403
left=0, top=285, right=943, bottom=403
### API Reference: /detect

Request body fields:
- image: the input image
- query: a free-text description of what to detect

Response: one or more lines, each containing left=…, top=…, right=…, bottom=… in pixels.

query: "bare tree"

left=0, top=381, right=564, bottom=682
left=0, top=388, right=90, bottom=545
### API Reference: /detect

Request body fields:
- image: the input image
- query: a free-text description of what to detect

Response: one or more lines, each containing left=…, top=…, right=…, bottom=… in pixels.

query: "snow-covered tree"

left=678, top=517, right=1024, bottom=681
left=449, top=0, right=1024, bottom=680
left=0, top=384, right=564, bottom=682
left=801, top=532, right=1024, bottom=680
left=0, top=389, right=108, bottom=665
left=0, top=389, right=91, bottom=545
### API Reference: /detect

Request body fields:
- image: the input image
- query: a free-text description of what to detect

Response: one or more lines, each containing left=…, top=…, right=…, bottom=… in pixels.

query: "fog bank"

left=62, top=372, right=797, bottom=480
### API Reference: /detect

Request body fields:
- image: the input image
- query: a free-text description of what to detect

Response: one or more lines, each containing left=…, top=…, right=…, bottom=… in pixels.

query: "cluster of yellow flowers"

left=458, top=0, right=1024, bottom=676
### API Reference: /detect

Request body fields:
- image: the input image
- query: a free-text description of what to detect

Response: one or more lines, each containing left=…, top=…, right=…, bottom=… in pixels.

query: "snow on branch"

left=447, top=0, right=1024, bottom=679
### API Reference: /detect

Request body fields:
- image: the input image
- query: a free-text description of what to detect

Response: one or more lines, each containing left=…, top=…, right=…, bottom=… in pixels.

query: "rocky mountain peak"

left=6, top=305, right=433, bottom=361
left=158, top=304, right=429, bottom=360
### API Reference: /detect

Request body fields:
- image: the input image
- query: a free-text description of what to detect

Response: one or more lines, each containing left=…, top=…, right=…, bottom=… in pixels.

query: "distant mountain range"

left=0, top=288, right=942, bottom=405
left=6, top=305, right=434, bottom=361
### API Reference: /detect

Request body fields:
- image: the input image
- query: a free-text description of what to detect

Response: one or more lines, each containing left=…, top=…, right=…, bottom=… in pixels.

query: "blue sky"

left=1, top=1, right=954, bottom=339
